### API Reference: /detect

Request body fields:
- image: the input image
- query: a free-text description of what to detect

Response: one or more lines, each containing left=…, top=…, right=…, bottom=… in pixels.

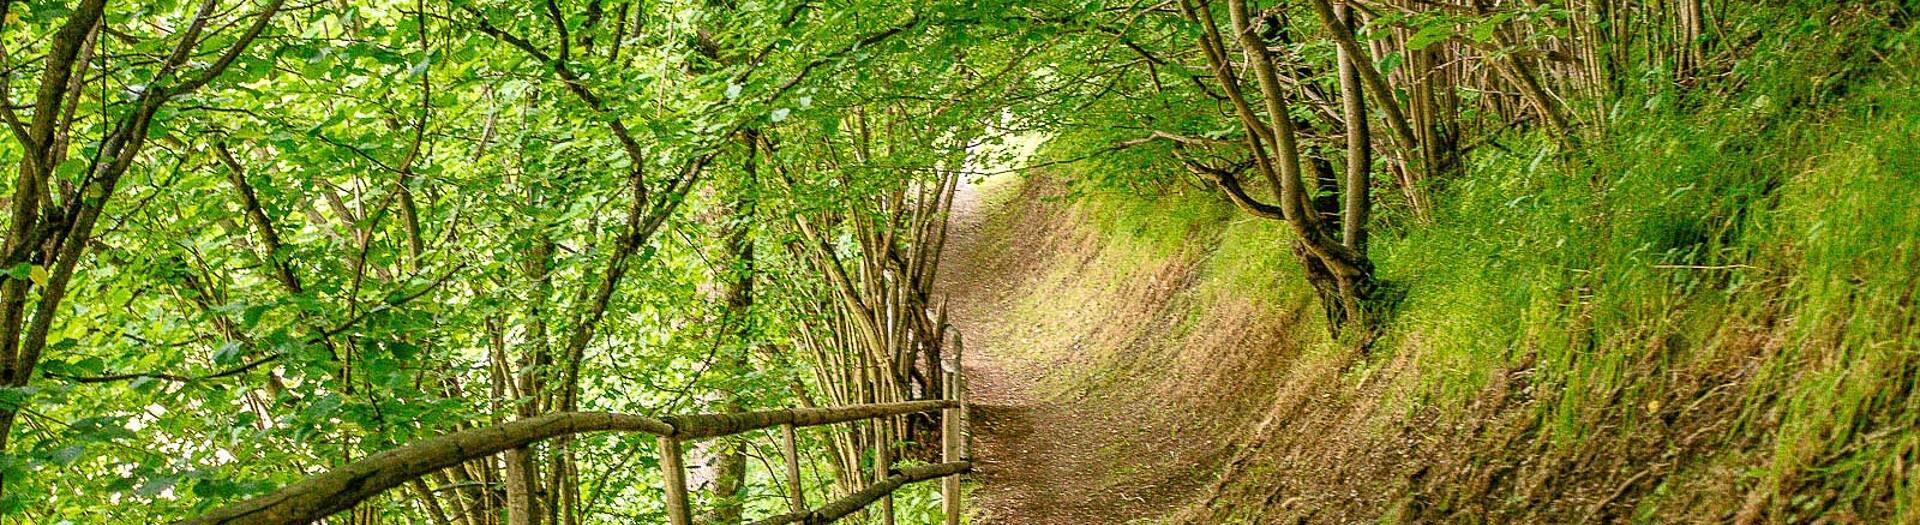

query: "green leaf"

left=1406, top=24, right=1454, bottom=50
left=73, top=357, right=105, bottom=375
left=1470, top=21, right=1498, bottom=42
left=4, top=263, right=29, bottom=282
left=136, top=475, right=176, bottom=498
left=48, top=445, right=85, bottom=466
left=53, top=158, right=87, bottom=180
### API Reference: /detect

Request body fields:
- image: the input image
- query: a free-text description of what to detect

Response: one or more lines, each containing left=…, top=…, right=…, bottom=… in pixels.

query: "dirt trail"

left=937, top=178, right=1156, bottom=525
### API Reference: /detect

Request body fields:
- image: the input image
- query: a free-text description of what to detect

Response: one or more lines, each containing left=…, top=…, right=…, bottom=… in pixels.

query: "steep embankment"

left=947, top=13, right=1919, bottom=522
left=1178, top=15, right=1920, bottom=523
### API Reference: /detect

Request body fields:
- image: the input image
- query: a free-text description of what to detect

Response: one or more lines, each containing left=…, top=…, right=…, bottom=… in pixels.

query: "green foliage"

left=2, top=0, right=1026, bottom=521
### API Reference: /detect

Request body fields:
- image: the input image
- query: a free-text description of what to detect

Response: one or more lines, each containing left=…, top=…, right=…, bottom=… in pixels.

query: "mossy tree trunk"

left=695, top=137, right=759, bottom=525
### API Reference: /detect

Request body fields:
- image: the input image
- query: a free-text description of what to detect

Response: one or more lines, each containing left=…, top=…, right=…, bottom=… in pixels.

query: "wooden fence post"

left=659, top=436, right=692, bottom=525
left=942, top=331, right=964, bottom=525
left=783, top=423, right=806, bottom=514
left=876, top=419, right=894, bottom=525
left=955, top=333, right=970, bottom=461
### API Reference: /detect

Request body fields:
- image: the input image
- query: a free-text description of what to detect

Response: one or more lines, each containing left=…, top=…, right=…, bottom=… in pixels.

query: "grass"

left=1368, top=16, right=1918, bottom=516
left=986, top=185, right=1212, bottom=398
left=1746, top=84, right=1920, bottom=518
left=982, top=2, right=1920, bottom=520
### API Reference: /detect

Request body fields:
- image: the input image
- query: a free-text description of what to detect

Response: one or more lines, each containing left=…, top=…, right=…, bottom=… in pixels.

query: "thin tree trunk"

left=1181, top=0, right=1378, bottom=332
left=1305, top=0, right=1421, bottom=177
left=1336, top=2, right=1372, bottom=255
left=698, top=140, right=759, bottom=525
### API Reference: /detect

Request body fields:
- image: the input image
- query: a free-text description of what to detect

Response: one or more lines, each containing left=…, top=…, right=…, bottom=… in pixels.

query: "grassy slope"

left=978, top=6, right=1919, bottom=523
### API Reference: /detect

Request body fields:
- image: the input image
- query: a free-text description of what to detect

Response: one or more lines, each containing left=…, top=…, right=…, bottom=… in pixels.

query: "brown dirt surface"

left=936, top=177, right=1165, bottom=525
left=934, top=177, right=1288, bottom=524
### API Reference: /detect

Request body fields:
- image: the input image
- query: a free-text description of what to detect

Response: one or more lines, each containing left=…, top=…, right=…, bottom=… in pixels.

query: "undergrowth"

left=1000, top=2, right=1920, bottom=520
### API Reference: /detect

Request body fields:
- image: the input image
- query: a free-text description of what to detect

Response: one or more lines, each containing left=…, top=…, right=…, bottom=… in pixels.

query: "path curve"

left=937, top=177, right=1154, bottom=525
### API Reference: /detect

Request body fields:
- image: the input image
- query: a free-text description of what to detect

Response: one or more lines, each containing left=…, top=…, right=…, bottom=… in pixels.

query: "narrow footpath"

left=936, top=178, right=1157, bottom=525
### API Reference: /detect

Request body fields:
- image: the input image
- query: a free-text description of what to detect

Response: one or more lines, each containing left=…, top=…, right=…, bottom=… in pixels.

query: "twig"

left=1650, top=264, right=1767, bottom=272
left=44, top=352, right=279, bottom=384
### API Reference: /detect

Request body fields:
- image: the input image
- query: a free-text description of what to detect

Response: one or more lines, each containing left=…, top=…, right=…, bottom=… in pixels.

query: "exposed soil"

left=934, top=177, right=1287, bottom=524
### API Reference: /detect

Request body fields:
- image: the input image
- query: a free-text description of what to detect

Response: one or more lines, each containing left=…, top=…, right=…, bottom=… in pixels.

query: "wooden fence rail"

left=748, top=462, right=972, bottom=525
left=177, top=338, right=973, bottom=525
left=655, top=400, right=969, bottom=525
left=663, top=335, right=973, bottom=525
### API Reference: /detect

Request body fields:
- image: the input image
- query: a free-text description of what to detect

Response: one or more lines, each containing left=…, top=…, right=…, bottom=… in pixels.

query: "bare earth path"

left=937, top=179, right=1154, bottom=525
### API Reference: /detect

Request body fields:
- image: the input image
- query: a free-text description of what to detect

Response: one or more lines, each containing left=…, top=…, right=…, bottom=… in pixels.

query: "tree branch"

left=44, top=353, right=280, bottom=385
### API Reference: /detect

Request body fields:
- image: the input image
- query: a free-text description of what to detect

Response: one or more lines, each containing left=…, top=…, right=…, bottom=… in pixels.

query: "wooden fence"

left=675, top=337, right=974, bottom=525
left=177, top=338, right=973, bottom=525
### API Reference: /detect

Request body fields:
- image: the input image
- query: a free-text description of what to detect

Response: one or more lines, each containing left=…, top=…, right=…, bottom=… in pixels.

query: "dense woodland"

left=0, top=0, right=1914, bottom=523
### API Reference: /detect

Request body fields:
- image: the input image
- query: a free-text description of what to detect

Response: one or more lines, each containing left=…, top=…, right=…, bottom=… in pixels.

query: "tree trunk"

left=1177, top=0, right=1380, bottom=335
left=1336, top=2, right=1372, bottom=255
left=695, top=137, right=759, bottom=524
left=1230, top=0, right=1378, bottom=332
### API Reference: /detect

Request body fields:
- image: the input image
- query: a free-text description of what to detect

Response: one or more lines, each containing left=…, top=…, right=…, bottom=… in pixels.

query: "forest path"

left=937, top=177, right=1152, bottom=525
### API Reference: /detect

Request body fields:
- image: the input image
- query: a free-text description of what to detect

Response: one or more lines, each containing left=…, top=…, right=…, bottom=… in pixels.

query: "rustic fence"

left=177, top=338, right=973, bottom=525
left=687, top=337, right=974, bottom=525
